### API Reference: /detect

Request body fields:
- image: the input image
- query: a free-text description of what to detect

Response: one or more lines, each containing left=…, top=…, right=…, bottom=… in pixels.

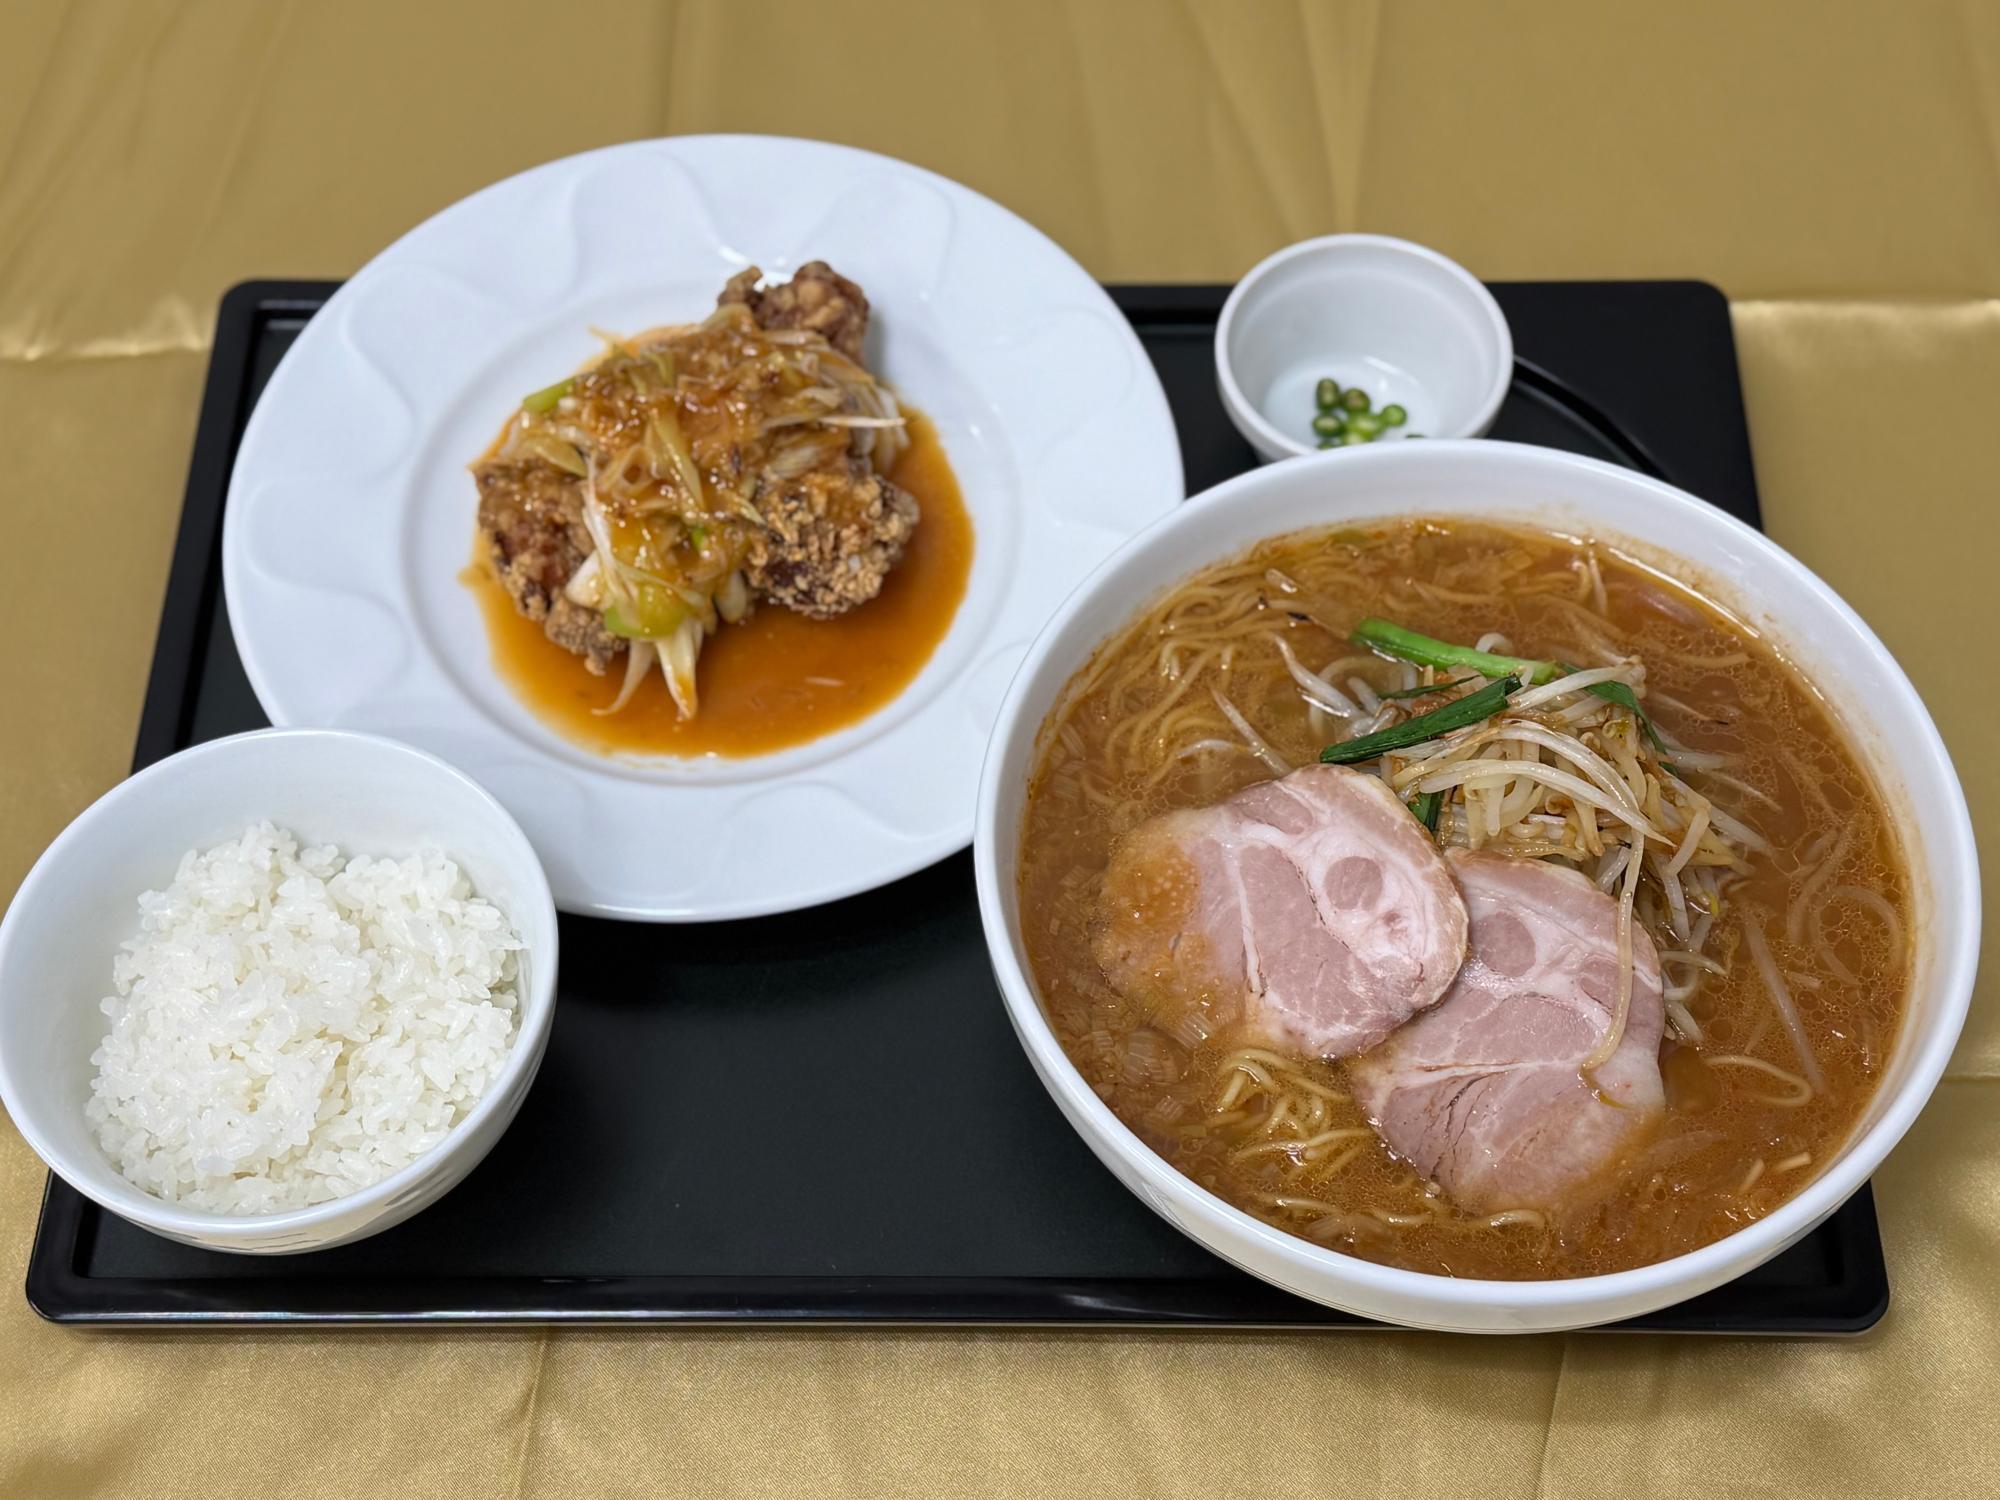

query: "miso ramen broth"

left=1017, top=518, right=1911, bottom=1280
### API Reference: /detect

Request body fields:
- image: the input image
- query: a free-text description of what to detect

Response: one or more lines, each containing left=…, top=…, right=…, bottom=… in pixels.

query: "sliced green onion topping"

left=1320, top=675, right=1521, bottom=764
left=602, top=585, right=689, bottom=640
left=521, top=376, right=575, bottom=414
left=1351, top=618, right=1559, bottom=685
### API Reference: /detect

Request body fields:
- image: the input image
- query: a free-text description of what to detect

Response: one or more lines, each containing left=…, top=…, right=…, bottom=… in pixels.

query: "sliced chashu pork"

left=1094, top=765, right=1468, bottom=1059
left=1349, top=849, right=1666, bottom=1214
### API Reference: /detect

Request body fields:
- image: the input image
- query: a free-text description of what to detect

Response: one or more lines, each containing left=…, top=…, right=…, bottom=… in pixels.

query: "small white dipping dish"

left=0, top=728, right=559, bottom=1255
left=1217, top=234, right=1512, bottom=462
left=974, top=441, right=1978, bottom=1333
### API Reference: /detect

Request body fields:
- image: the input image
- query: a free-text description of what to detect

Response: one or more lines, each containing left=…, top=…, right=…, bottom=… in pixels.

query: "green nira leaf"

left=1320, top=676, right=1521, bottom=764
left=1408, top=790, right=1443, bottom=831
left=1560, top=664, right=1672, bottom=759
left=1377, top=675, right=1475, bottom=701
left=1351, top=618, right=1558, bottom=685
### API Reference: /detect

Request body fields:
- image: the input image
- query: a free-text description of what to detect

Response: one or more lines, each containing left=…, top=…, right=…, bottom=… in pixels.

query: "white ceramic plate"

left=223, top=136, right=1182, bottom=920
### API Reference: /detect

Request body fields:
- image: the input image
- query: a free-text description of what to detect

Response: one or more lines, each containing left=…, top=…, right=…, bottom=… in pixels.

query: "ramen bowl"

left=972, top=440, right=1977, bottom=1333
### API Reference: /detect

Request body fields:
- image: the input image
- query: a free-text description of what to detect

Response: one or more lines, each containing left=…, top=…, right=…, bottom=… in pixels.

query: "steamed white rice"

left=86, top=823, right=523, bottom=1215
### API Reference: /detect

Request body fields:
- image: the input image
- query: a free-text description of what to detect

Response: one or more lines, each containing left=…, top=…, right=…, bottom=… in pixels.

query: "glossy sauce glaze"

left=468, top=413, right=973, bottom=758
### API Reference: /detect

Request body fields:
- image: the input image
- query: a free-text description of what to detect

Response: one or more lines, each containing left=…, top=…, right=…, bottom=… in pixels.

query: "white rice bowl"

left=86, top=822, right=523, bottom=1214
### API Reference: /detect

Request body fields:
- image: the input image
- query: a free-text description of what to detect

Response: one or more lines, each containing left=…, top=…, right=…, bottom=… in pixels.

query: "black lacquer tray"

left=26, top=280, right=1887, bottom=1332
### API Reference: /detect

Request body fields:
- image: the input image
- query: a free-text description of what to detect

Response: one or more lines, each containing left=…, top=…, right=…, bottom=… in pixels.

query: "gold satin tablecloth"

left=2, top=3, right=1994, bottom=1495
